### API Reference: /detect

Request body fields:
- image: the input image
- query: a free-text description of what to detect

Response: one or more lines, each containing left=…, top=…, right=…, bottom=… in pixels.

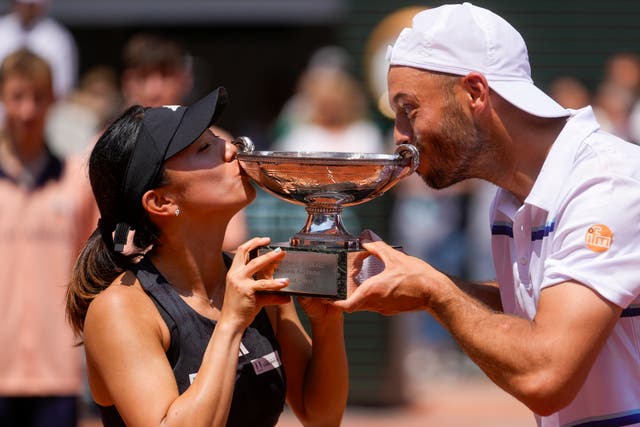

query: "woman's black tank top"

left=98, top=255, right=287, bottom=426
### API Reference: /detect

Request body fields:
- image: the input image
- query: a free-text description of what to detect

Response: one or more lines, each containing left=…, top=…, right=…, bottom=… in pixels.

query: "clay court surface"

left=275, top=375, right=535, bottom=427
left=80, top=374, right=535, bottom=427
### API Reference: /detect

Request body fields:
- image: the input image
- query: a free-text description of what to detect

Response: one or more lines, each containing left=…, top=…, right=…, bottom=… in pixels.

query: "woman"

left=66, top=87, right=348, bottom=427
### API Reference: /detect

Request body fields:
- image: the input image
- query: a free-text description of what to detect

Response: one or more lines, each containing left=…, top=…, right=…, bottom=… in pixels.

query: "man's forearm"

left=448, top=276, right=502, bottom=312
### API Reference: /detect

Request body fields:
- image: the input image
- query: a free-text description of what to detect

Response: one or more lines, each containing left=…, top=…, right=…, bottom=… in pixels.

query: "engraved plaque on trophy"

left=232, top=137, right=419, bottom=299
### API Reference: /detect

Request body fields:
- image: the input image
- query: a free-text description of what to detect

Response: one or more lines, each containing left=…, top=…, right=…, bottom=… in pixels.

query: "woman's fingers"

left=231, top=237, right=271, bottom=267
left=253, top=277, right=289, bottom=292
left=244, top=247, right=286, bottom=276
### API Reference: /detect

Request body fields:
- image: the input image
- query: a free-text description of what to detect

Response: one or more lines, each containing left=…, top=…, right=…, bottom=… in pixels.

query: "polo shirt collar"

left=524, top=106, right=600, bottom=212
left=0, top=148, right=63, bottom=189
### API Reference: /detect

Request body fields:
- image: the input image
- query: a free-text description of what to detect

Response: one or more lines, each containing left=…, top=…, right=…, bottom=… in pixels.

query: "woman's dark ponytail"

left=65, top=104, right=162, bottom=340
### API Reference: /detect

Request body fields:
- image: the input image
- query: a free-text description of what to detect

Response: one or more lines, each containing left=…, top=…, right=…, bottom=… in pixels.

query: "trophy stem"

left=290, top=204, right=359, bottom=249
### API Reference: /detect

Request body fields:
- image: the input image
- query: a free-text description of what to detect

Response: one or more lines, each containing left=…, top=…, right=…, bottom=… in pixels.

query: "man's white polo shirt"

left=490, top=107, right=640, bottom=427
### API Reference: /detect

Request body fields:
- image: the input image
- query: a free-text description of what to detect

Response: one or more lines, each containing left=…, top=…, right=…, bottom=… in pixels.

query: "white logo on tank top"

left=239, top=342, right=249, bottom=357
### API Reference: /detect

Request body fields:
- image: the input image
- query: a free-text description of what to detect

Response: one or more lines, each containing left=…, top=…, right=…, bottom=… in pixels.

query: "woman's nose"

left=225, top=140, right=239, bottom=162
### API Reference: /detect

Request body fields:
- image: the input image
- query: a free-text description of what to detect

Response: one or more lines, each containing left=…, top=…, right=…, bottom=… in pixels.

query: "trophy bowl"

left=231, top=137, right=419, bottom=299
left=233, top=136, right=419, bottom=249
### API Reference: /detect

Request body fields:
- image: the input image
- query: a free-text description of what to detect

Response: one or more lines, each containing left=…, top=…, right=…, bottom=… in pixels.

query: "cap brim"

left=489, top=80, right=569, bottom=118
left=165, top=86, right=228, bottom=159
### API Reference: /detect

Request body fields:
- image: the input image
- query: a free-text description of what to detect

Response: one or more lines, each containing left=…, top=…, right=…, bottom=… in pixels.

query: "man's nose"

left=393, top=122, right=413, bottom=146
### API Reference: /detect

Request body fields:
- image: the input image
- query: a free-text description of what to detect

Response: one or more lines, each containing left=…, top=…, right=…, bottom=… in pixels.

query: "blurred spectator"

left=0, top=48, right=96, bottom=427
left=121, top=32, right=247, bottom=250
left=250, top=47, right=385, bottom=246
left=121, top=32, right=193, bottom=109
left=0, top=0, right=78, bottom=101
left=630, top=103, right=640, bottom=145
left=603, top=52, right=640, bottom=96
left=607, top=53, right=640, bottom=144
left=549, top=76, right=591, bottom=110
left=45, top=65, right=122, bottom=158
left=390, top=172, right=472, bottom=362
left=595, top=52, right=640, bottom=144
left=592, top=80, right=636, bottom=142
left=272, top=45, right=353, bottom=140
left=465, top=179, right=497, bottom=282
left=272, top=46, right=385, bottom=153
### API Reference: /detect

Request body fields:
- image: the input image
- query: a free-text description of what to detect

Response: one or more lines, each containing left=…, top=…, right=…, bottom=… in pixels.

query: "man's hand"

left=335, top=237, right=448, bottom=315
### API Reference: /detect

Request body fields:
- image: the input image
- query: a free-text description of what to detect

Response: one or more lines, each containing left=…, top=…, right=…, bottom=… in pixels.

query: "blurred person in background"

left=66, top=88, right=348, bottom=427
left=337, top=4, right=640, bottom=426
left=605, top=53, right=640, bottom=145
left=592, top=80, right=636, bottom=142
left=271, top=47, right=385, bottom=154
left=0, top=0, right=78, bottom=102
left=603, top=52, right=640, bottom=97
left=249, top=46, right=384, bottom=245
left=595, top=52, right=640, bottom=144
left=0, top=48, right=97, bottom=427
left=45, top=65, right=122, bottom=158
left=120, top=32, right=193, bottom=110
left=121, top=32, right=248, bottom=251
left=548, top=76, right=591, bottom=110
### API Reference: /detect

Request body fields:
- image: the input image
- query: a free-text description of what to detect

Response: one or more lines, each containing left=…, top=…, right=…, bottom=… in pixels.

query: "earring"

left=175, top=208, right=180, bottom=216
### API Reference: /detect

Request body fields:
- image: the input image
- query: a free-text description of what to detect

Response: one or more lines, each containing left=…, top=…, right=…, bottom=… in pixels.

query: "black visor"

left=112, top=86, right=228, bottom=251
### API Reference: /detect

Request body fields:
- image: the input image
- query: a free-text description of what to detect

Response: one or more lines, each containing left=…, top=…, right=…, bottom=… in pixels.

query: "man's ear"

left=141, top=188, right=175, bottom=218
left=462, top=72, right=490, bottom=112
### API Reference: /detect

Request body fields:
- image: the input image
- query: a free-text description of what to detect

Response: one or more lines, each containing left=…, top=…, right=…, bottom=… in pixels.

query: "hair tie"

left=97, top=218, right=131, bottom=253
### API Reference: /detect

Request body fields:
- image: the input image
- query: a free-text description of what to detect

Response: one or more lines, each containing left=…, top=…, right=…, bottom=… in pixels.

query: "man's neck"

left=495, top=114, right=567, bottom=204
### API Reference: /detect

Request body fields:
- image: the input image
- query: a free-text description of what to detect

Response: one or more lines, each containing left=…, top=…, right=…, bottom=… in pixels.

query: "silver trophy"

left=233, top=137, right=419, bottom=299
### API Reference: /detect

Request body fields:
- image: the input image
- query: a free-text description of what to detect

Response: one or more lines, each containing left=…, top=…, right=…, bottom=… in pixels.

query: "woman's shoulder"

left=85, top=271, right=160, bottom=333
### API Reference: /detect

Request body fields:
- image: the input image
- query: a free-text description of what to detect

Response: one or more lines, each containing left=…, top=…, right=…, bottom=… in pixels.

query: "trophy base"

left=252, top=243, right=393, bottom=300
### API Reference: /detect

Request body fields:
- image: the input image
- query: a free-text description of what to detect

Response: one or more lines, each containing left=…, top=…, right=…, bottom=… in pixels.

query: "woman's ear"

left=141, top=188, right=176, bottom=218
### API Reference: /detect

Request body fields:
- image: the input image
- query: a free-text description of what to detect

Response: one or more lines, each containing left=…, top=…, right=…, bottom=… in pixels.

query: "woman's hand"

left=221, top=237, right=291, bottom=330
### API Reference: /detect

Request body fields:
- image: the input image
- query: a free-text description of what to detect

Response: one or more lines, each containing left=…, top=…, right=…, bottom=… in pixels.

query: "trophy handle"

left=367, top=143, right=420, bottom=199
left=232, top=136, right=255, bottom=153
left=394, top=143, right=420, bottom=179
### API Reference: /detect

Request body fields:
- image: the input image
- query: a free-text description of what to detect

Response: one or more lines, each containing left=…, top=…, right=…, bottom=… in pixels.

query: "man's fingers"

left=361, top=240, right=397, bottom=265
left=332, top=289, right=365, bottom=313
left=359, top=229, right=383, bottom=243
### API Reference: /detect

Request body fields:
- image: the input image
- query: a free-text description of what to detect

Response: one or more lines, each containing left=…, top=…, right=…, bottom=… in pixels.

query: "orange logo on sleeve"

left=585, top=224, right=613, bottom=252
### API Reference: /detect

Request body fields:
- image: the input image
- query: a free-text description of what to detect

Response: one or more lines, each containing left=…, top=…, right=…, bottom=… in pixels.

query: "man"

left=0, top=0, right=78, bottom=100
left=0, top=49, right=96, bottom=427
left=337, top=3, right=640, bottom=426
left=120, top=32, right=193, bottom=109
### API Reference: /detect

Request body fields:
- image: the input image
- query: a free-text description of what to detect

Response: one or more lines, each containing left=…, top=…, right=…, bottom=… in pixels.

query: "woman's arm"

left=271, top=299, right=349, bottom=427
left=85, top=238, right=290, bottom=427
left=85, top=280, right=245, bottom=427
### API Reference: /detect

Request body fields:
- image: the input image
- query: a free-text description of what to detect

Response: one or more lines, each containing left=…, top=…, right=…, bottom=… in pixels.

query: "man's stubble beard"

left=419, top=98, right=489, bottom=190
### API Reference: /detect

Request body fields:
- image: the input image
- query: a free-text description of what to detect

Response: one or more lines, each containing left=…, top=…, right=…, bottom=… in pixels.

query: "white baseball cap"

left=387, top=2, right=569, bottom=118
